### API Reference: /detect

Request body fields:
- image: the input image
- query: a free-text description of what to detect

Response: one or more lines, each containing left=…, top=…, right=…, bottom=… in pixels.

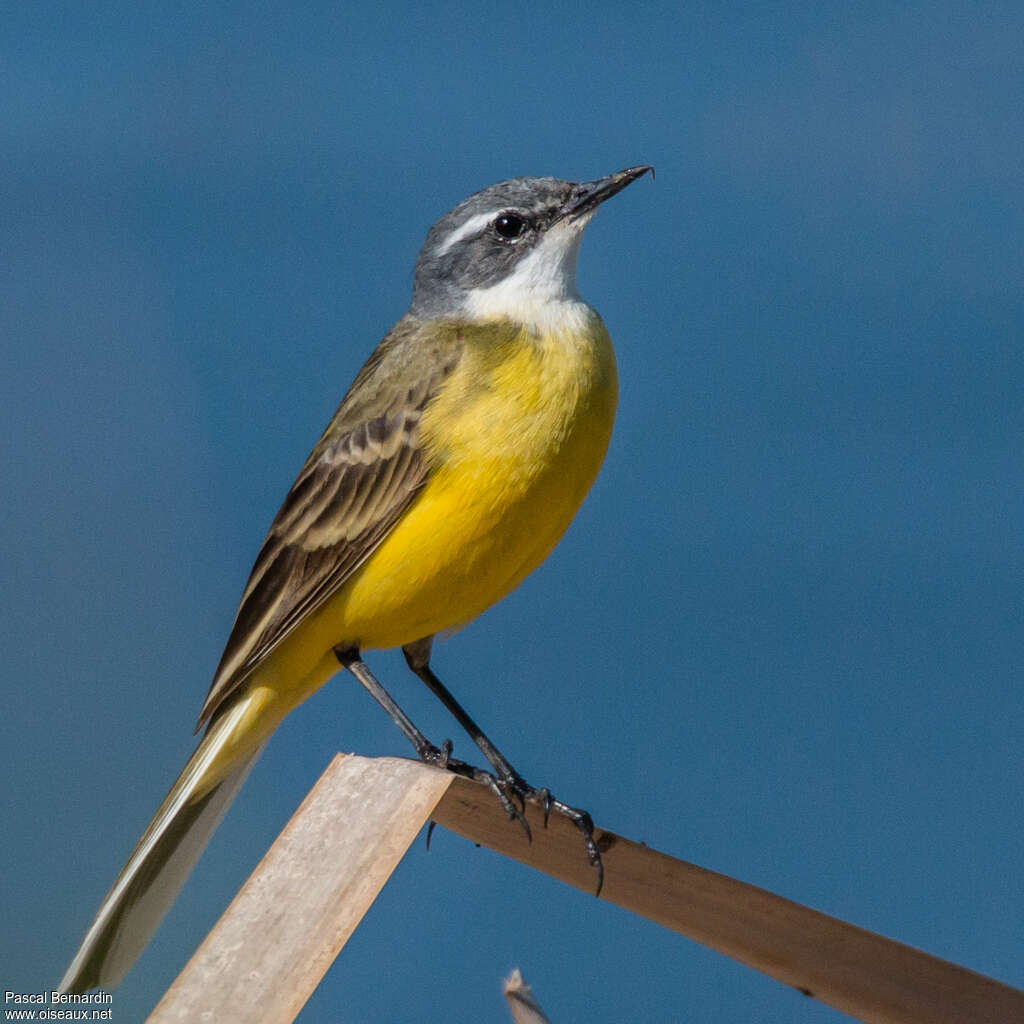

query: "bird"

left=59, top=164, right=652, bottom=994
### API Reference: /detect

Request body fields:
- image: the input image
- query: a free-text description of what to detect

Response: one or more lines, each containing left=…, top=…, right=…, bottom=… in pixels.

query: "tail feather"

left=59, top=700, right=265, bottom=994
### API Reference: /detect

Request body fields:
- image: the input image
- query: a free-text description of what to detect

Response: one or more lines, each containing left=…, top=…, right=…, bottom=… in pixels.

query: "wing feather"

left=197, top=318, right=461, bottom=728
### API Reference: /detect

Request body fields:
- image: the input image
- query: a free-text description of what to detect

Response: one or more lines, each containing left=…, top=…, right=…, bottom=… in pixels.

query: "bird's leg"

left=334, top=647, right=528, bottom=832
left=402, top=638, right=604, bottom=894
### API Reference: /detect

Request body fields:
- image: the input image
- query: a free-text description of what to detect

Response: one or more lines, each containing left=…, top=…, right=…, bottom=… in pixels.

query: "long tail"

left=58, top=697, right=268, bottom=993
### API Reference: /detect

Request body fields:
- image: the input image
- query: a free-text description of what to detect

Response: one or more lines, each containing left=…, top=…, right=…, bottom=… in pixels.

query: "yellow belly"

left=207, top=314, right=618, bottom=766
left=338, top=315, right=617, bottom=646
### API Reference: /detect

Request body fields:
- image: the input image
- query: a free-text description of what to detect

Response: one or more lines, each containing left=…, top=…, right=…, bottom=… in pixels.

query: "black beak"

left=563, top=165, right=654, bottom=220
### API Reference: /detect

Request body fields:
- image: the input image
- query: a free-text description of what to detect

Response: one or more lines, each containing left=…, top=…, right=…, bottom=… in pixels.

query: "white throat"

left=462, top=217, right=597, bottom=335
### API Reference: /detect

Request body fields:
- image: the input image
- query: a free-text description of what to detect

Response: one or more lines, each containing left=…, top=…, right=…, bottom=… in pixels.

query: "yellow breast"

left=331, top=312, right=618, bottom=649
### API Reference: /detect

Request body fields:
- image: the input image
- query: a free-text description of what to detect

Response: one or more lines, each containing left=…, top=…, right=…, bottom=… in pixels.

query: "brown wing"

left=197, top=317, right=462, bottom=729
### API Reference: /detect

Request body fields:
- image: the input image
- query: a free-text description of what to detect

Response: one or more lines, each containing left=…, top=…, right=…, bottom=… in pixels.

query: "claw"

left=545, top=798, right=604, bottom=896
left=492, top=778, right=533, bottom=843
left=398, top=652, right=603, bottom=891
left=491, top=778, right=602, bottom=894
left=426, top=751, right=533, bottom=844
left=415, top=732, right=602, bottom=892
left=534, top=786, right=553, bottom=827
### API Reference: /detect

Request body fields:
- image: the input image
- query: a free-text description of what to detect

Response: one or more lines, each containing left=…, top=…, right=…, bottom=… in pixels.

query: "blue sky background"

left=3, top=3, right=1023, bottom=1021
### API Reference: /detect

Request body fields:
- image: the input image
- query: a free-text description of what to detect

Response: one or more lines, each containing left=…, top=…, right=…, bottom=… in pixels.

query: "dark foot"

left=398, top=641, right=603, bottom=892
left=494, top=771, right=604, bottom=896
left=416, top=742, right=532, bottom=842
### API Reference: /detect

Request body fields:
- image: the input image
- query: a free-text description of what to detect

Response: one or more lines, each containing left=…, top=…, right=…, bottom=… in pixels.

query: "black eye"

left=493, top=213, right=527, bottom=239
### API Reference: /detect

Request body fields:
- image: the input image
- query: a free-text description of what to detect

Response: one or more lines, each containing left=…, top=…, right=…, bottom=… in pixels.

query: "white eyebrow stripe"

left=434, top=210, right=503, bottom=256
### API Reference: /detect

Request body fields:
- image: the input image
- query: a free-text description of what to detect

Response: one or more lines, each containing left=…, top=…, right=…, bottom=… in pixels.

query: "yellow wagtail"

left=59, top=165, right=652, bottom=993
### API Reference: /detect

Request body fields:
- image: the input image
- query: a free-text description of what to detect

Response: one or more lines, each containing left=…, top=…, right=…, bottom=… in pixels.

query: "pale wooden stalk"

left=147, top=755, right=453, bottom=1023
left=149, top=755, right=1024, bottom=1024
